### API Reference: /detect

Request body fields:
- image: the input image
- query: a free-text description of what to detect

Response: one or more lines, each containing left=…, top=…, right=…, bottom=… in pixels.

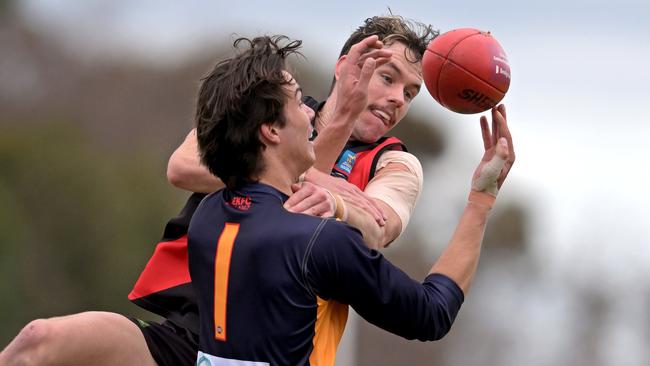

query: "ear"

left=259, top=122, right=281, bottom=145
left=333, top=55, right=348, bottom=82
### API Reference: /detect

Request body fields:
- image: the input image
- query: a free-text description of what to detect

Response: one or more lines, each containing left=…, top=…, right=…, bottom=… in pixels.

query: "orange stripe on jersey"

left=309, top=297, right=349, bottom=366
left=213, top=222, right=240, bottom=341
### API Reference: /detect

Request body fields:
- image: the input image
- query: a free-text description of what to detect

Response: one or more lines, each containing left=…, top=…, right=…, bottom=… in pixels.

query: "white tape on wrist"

left=472, top=154, right=506, bottom=196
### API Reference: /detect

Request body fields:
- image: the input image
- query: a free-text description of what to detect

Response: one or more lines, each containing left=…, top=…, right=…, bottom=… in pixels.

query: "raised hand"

left=334, top=35, right=393, bottom=118
left=470, top=104, right=515, bottom=204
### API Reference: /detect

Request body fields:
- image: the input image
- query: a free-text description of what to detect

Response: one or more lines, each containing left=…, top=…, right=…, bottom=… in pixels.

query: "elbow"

left=424, top=299, right=462, bottom=342
left=414, top=310, right=455, bottom=342
left=429, top=314, right=454, bottom=341
left=166, top=161, right=186, bottom=189
left=166, top=155, right=197, bottom=190
left=393, top=306, right=456, bottom=342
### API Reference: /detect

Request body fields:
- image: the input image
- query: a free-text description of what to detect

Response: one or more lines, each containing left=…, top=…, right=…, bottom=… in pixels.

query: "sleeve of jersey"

left=304, top=221, right=464, bottom=341
left=364, top=151, right=423, bottom=235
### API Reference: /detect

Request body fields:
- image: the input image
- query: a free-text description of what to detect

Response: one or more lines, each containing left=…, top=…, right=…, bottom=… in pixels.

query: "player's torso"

left=188, top=183, right=341, bottom=365
left=129, top=135, right=406, bottom=323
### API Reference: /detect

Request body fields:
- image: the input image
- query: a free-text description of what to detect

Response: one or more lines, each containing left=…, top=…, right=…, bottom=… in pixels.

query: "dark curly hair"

left=330, top=15, right=438, bottom=93
left=340, top=15, right=437, bottom=62
left=195, top=35, right=302, bottom=190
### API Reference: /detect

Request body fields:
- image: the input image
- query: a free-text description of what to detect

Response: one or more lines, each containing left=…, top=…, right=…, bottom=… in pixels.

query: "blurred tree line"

left=0, top=7, right=206, bottom=343
left=0, top=121, right=187, bottom=344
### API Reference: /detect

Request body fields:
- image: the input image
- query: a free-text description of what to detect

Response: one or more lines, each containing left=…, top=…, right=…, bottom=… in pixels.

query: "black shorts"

left=129, top=317, right=198, bottom=366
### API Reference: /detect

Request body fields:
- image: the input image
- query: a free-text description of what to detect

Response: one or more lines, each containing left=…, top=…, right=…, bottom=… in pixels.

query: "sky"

left=13, top=0, right=650, bottom=363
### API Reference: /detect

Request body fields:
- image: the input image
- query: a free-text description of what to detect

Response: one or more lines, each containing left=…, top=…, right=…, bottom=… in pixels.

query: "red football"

left=422, top=28, right=511, bottom=114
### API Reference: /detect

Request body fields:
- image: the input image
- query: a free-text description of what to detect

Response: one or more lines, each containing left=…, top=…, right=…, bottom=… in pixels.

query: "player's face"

left=351, top=42, right=423, bottom=143
left=278, top=72, right=315, bottom=174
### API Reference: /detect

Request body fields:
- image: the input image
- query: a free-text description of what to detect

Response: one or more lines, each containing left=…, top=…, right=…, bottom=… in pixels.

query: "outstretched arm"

left=430, top=104, right=515, bottom=294
left=306, top=104, right=515, bottom=342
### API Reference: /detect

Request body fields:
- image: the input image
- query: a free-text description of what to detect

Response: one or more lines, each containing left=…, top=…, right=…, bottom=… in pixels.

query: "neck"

left=257, top=154, right=300, bottom=196
left=258, top=175, right=293, bottom=197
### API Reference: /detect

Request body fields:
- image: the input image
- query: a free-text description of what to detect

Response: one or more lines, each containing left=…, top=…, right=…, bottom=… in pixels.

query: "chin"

left=355, top=131, right=384, bottom=143
left=354, top=124, right=388, bottom=143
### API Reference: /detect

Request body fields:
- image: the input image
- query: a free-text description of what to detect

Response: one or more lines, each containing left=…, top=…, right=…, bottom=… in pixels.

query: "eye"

left=381, top=74, right=393, bottom=84
left=405, top=87, right=420, bottom=103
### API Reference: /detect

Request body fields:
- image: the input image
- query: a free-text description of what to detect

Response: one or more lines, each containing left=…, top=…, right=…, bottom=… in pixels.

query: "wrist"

left=331, top=107, right=359, bottom=127
left=468, top=190, right=496, bottom=210
left=331, top=192, right=348, bottom=221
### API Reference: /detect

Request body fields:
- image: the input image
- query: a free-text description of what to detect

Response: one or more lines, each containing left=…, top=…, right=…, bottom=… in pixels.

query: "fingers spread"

left=356, top=49, right=393, bottom=66
left=495, top=137, right=509, bottom=160
left=497, top=104, right=507, bottom=120
left=348, top=35, right=382, bottom=60
left=491, top=108, right=499, bottom=147
left=357, top=58, right=376, bottom=90
left=494, top=104, right=515, bottom=163
left=480, top=116, right=491, bottom=150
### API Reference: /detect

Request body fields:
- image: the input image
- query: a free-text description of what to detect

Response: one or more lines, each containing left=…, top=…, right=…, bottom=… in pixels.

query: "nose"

left=387, top=86, right=405, bottom=108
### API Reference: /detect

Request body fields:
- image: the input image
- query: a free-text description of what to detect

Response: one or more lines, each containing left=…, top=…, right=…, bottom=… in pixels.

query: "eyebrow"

left=385, top=61, right=422, bottom=93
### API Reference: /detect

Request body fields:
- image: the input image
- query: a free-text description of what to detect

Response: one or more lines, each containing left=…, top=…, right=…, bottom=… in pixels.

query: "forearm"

left=434, top=110, right=513, bottom=294
left=312, top=112, right=356, bottom=173
left=429, top=196, right=492, bottom=294
left=342, top=200, right=384, bottom=250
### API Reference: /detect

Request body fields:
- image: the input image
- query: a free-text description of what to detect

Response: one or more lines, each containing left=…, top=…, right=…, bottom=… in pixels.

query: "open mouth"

left=371, top=108, right=392, bottom=126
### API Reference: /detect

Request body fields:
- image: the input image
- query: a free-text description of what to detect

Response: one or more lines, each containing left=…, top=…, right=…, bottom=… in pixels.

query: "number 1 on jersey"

left=214, top=222, right=240, bottom=341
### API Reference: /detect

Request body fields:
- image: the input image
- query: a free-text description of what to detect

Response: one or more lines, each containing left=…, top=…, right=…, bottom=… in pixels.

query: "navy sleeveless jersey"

left=188, top=183, right=464, bottom=365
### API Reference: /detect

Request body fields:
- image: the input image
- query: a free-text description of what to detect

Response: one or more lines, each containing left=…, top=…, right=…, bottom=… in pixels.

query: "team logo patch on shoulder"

left=336, top=150, right=357, bottom=175
left=228, top=195, right=252, bottom=211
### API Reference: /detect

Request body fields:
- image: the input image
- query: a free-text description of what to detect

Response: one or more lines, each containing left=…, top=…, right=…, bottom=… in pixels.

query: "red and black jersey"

left=128, top=97, right=407, bottom=335
left=306, top=96, right=408, bottom=190
left=188, top=183, right=463, bottom=365
left=331, top=136, right=407, bottom=191
left=128, top=193, right=206, bottom=333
